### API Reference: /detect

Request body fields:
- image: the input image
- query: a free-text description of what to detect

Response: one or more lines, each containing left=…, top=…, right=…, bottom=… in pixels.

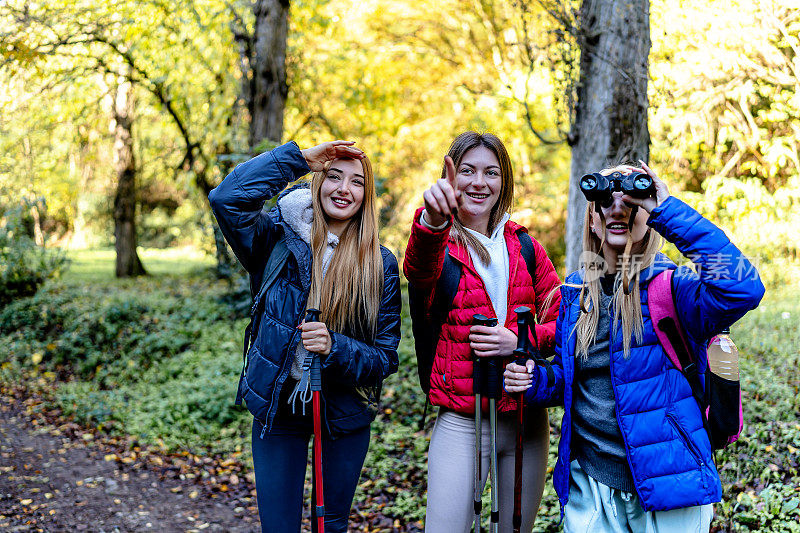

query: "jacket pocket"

left=443, top=358, right=456, bottom=395
left=243, top=345, right=281, bottom=416
left=666, top=412, right=705, bottom=468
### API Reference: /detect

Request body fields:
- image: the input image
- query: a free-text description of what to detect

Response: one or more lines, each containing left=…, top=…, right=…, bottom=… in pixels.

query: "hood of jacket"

left=276, top=185, right=339, bottom=250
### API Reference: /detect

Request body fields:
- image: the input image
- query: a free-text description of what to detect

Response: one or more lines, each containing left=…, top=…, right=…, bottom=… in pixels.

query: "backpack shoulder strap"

left=515, top=230, right=558, bottom=382
left=253, top=238, right=290, bottom=304
left=648, top=269, right=695, bottom=372
left=516, top=230, right=537, bottom=289
left=237, top=237, right=291, bottom=406
left=649, top=269, right=720, bottom=448
left=434, top=247, right=461, bottom=315
left=411, top=246, right=462, bottom=431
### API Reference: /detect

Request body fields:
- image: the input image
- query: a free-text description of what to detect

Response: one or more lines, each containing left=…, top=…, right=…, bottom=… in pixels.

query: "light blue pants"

left=564, top=460, right=714, bottom=533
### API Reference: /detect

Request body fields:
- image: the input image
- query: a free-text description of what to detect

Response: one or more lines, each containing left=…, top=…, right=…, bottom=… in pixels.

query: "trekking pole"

left=474, top=314, right=500, bottom=533
left=511, top=306, right=537, bottom=533
left=472, top=314, right=486, bottom=533
left=305, top=308, right=326, bottom=533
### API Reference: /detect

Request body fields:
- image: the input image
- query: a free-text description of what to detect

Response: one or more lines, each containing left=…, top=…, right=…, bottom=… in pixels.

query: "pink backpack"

left=648, top=270, right=743, bottom=450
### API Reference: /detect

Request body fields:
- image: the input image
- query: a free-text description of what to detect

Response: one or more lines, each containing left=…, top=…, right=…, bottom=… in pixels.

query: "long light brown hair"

left=445, top=132, right=514, bottom=265
left=574, top=185, right=664, bottom=359
left=308, top=156, right=383, bottom=342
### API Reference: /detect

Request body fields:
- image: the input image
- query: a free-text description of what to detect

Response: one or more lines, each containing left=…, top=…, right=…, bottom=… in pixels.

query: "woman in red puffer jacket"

left=403, top=131, right=561, bottom=532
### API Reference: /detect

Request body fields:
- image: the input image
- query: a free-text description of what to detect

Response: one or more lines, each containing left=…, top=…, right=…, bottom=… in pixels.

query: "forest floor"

left=0, top=384, right=260, bottom=533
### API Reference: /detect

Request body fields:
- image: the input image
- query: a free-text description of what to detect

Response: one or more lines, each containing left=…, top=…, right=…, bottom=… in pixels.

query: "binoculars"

left=579, top=171, right=654, bottom=208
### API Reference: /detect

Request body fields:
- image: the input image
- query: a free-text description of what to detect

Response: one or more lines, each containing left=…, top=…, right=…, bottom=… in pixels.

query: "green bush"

left=684, top=175, right=800, bottom=288
left=0, top=194, right=67, bottom=305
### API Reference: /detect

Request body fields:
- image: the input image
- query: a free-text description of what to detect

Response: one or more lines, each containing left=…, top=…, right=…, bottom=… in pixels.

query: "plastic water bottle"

left=707, top=328, right=739, bottom=380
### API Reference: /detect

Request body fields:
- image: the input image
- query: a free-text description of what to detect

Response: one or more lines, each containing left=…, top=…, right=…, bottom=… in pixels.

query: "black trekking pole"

left=473, top=314, right=500, bottom=533
left=305, top=308, right=326, bottom=533
left=511, top=306, right=536, bottom=533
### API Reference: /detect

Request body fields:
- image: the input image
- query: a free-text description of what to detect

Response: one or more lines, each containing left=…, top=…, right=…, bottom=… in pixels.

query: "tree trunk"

left=248, top=0, right=289, bottom=150
left=565, top=0, right=651, bottom=273
left=112, top=77, right=147, bottom=278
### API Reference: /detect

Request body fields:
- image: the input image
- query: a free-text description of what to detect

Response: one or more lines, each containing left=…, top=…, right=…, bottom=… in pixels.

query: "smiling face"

left=318, top=158, right=366, bottom=226
left=590, top=191, right=650, bottom=253
left=454, top=145, right=503, bottom=233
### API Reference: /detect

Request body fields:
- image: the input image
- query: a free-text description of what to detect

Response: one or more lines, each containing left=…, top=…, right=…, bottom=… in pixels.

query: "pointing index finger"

left=443, top=156, right=461, bottom=209
left=444, top=156, right=457, bottom=188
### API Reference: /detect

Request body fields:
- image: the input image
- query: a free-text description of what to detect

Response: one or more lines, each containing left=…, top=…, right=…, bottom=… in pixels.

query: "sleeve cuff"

left=420, top=209, right=451, bottom=231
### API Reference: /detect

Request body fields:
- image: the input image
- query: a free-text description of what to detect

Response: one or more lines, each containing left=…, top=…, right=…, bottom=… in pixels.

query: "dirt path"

left=0, top=391, right=260, bottom=533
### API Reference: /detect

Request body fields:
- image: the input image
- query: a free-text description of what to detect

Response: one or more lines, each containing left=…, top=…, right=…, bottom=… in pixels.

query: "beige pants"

left=425, top=407, right=550, bottom=533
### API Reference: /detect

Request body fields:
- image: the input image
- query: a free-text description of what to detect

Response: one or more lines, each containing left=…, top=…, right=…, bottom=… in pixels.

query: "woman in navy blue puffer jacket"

left=505, top=162, right=764, bottom=532
left=209, top=140, right=401, bottom=532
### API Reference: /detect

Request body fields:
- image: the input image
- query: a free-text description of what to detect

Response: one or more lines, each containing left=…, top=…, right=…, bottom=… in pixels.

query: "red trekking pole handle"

left=511, top=306, right=534, bottom=533
left=305, top=308, right=325, bottom=533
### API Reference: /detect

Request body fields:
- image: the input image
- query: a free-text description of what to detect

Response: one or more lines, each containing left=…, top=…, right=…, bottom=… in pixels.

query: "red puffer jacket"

left=403, top=207, right=562, bottom=414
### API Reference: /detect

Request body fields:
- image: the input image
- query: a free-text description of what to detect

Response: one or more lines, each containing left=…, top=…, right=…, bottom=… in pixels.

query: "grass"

left=61, top=247, right=215, bottom=283
left=2, top=248, right=799, bottom=531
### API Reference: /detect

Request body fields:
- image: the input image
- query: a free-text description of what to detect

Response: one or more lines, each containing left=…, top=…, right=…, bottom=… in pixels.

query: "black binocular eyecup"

left=579, top=171, right=654, bottom=208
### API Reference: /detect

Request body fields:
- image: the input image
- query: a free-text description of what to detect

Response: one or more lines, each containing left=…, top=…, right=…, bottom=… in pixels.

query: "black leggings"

left=251, top=417, right=370, bottom=532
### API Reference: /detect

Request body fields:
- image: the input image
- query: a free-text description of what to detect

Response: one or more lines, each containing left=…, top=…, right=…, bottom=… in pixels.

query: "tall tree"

left=111, top=75, right=147, bottom=277
left=1, top=1, right=247, bottom=273
left=544, top=0, right=651, bottom=272
left=248, top=0, right=290, bottom=148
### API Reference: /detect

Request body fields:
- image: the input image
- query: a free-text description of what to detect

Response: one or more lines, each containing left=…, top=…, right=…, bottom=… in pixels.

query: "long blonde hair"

left=574, top=199, right=663, bottom=359
left=445, top=132, right=514, bottom=265
left=308, top=156, right=383, bottom=342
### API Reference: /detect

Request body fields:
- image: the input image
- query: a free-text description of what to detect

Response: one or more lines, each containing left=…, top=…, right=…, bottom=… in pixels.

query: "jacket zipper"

left=666, top=412, right=705, bottom=468
left=607, top=313, right=648, bottom=507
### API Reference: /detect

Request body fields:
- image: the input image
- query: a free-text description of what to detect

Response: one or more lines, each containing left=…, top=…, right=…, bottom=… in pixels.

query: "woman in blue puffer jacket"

left=209, top=140, right=401, bottom=532
left=504, top=162, right=764, bottom=532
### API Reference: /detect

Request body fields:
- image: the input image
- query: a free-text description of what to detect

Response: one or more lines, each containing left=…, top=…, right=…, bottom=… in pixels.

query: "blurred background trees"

left=1, top=0, right=797, bottom=287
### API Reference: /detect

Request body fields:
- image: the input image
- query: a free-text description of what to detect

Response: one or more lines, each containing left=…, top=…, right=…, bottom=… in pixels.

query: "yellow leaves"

left=20, top=499, right=33, bottom=505
left=31, top=352, right=43, bottom=365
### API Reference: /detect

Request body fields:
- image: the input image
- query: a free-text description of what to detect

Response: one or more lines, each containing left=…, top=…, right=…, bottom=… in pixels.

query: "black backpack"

left=408, top=230, right=538, bottom=397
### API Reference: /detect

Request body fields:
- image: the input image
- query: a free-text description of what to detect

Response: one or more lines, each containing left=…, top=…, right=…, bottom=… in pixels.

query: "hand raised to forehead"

left=300, top=141, right=365, bottom=172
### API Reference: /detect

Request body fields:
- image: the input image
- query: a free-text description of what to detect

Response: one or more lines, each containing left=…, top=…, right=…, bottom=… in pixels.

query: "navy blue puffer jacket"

left=209, top=142, right=401, bottom=437
left=525, top=196, right=765, bottom=514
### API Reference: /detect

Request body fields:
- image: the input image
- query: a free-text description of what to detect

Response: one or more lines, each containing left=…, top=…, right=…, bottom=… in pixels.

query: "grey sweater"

left=571, top=274, right=636, bottom=493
